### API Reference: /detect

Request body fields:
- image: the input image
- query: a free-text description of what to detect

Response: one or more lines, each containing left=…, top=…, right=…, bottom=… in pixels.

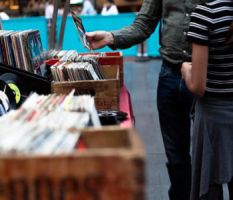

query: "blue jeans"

left=157, top=61, right=193, bottom=200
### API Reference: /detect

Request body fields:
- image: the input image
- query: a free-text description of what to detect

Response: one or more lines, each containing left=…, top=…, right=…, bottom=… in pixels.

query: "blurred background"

left=1, top=0, right=142, bottom=17
left=0, top=0, right=160, bottom=57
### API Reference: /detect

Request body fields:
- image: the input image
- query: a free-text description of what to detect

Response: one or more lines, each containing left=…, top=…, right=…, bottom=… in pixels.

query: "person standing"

left=81, top=0, right=96, bottom=15
left=45, top=0, right=54, bottom=20
left=101, top=0, right=118, bottom=16
left=181, top=0, right=233, bottom=199
left=45, top=0, right=54, bottom=49
left=84, top=0, right=209, bottom=199
left=26, top=0, right=40, bottom=16
left=0, top=1, right=9, bottom=20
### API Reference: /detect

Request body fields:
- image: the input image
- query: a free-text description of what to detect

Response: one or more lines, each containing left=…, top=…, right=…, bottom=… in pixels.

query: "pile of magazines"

left=0, top=90, right=100, bottom=155
left=0, top=30, right=45, bottom=74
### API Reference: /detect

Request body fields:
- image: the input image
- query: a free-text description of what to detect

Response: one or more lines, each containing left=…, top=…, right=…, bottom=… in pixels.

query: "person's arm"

left=86, top=0, right=162, bottom=50
left=181, top=43, right=208, bottom=97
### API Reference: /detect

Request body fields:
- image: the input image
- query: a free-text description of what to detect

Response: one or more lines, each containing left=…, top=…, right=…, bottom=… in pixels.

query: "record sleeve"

left=70, top=9, right=90, bottom=50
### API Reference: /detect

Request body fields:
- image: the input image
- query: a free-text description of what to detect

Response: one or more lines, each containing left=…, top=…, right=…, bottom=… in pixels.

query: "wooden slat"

left=51, top=65, right=120, bottom=110
left=0, top=128, right=145, bottom=200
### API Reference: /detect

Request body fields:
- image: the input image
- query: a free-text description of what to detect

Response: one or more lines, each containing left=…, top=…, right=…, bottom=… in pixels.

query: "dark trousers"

left=157, top=61, right=193, bottom=200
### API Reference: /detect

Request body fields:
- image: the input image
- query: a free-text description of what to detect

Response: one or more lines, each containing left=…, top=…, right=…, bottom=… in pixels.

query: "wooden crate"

left=80, top=52, right=124, bottom=87
left=0, top=127, right=145, bottom=200
left=51, top=65, right=120, bottom=110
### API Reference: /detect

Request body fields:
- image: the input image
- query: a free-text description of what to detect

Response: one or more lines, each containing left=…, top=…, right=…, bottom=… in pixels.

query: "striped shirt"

left=187, top=0, right=233, bottom=97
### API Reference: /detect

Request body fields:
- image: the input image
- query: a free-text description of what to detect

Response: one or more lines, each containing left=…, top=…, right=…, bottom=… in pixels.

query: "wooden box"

left=0, top=127, right=145, bottom=200
left=51, top=65, right=120, bottom=110
left=80, top=52, right=124, bottom=87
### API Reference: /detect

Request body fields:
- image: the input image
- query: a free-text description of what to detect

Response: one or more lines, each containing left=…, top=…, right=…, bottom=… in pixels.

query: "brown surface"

left=0, top=128, right=145, bottom=200
left=51, top=65, right=120, bottom=110
left=96, top=0, right=143, bottom=12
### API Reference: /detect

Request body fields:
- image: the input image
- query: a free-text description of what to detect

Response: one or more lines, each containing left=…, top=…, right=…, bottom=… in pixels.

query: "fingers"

left=85, top=31, right=96, bottom=38
left=89, top=40, right=105, bottom=50
left=181, top=62, right=192, bottom=71
left=85, top=32, right=101, bottom=50
left=181, top=62, right=192, bottom=78
left=182, top=62, right=191, bottom=67
left=85, top=31, right=109, bottom=50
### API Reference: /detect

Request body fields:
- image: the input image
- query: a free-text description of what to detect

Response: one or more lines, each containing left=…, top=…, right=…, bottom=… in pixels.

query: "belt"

left=163, top=59, right=182, bottom=75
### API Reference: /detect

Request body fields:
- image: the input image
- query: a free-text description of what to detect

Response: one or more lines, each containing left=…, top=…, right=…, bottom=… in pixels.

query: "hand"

left=181, top=62, right=192, bottom=79
left=85, top=31, right=114, bottom=50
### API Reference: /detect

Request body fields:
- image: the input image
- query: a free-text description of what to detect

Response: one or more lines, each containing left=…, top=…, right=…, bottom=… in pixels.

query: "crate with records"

left=0, top=30, right=45, bottom=75
left=70, top=10, right=124, bottom=86
left=0, top=29, right=123, bottom=112
left=0, top=91, right=145, bottom=200
left=48, top=50, right=121, bottom=111
left=80, top=51, right=124, bottom=86
left=0, top=28, right=129, bottom=127
left=0, top=22, right=141, bottom=200
left=0, top=91, right=99, bottom=154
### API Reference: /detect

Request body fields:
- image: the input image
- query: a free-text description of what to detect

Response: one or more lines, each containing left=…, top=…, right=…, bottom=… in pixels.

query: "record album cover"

left=70, top=9, right=90, bottom=50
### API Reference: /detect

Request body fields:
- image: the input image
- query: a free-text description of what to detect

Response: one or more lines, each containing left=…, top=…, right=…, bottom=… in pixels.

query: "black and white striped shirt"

left=187, top=0, right=233, bottom=97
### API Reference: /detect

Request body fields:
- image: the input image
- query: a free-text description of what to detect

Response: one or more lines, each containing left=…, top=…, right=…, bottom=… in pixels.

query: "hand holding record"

left=85, top=31, right=114, bottom=50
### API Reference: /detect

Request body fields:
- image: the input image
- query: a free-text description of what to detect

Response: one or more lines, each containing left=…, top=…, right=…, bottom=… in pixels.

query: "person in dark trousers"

left=182, top=0, right=233, bottom=199
left=85, top=0, right=209, bottom=199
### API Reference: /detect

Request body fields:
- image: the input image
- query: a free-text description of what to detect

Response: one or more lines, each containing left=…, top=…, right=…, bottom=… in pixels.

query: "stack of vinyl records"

left=0, top=90, right=100, bottom=155
left=47, top=50, right=106, bottom=61
left=50, top=61, right=104, bottom=81
left=47, top=50, right=79, bottom=61
left=0, top=30, right=45, bottom=74
left=47, top=50, right=105, bottom=82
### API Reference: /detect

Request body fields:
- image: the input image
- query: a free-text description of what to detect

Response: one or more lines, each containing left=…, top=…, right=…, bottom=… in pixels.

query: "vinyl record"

left=0, top=79, right=16, bottom=110
left=0, top=73, right=26, bottom=106
left=98, top=110, right=128, bottom=122
left=98, top=111, right=118, bottom=125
